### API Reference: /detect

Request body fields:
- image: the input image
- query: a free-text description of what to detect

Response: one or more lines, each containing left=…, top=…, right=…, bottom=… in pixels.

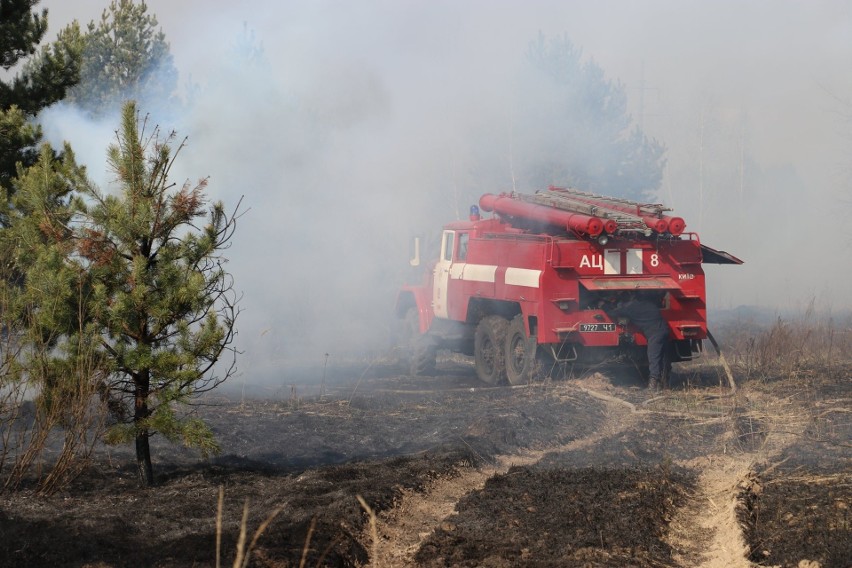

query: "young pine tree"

left=78, top=101, right=240, bottom=486
left=0, top=143, right=103, bottom=493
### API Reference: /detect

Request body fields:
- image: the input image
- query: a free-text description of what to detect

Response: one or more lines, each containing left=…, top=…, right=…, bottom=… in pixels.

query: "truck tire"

left=505, top=314, right=539, bottom=385
left=474, top=315, right=509, bottom=385
left=395, top=308, right=417, bottom=365
left=403, top=308, right=437, bottom=375
left=411, top=334, right=438, bottom=376
left=402, top=308, right=419, bottom=344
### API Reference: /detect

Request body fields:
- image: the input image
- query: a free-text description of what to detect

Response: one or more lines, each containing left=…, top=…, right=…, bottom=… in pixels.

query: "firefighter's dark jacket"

left=607, top=298, right=668, bottom=338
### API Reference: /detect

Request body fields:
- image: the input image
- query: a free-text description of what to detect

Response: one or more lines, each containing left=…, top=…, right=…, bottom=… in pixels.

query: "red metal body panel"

left=434, top=229, right=705, bottom=342
left=398, top=283, right=435, bottom=332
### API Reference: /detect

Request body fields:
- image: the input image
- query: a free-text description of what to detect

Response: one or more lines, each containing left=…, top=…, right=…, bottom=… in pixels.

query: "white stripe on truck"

left=505, top=267, right=542, bottom=288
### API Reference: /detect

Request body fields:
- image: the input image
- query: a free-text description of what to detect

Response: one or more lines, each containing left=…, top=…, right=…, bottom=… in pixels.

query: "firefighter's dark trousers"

left=645, top=327, right=670, bottom=380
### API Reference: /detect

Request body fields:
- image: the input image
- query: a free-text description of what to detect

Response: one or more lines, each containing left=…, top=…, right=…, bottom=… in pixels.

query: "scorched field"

left=1, top=320, right=850, bottom=568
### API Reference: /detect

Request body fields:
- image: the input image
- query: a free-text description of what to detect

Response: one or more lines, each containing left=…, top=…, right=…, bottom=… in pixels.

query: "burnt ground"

left=736, top=371, right=851, bottom=568
left=0, top=357, right=849, bottom=567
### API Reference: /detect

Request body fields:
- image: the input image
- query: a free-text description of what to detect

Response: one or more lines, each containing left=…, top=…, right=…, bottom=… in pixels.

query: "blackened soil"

left=0, top=361, right=607, bottom=567
left=0, top=358, right=849, bottom=567
left=0, top=447, right=486, bottom=567
left=741, top=477, right=851, bottom=568
left=416, top=465, right=694, bottom=567
left=738, top=368, right=852, bottom=568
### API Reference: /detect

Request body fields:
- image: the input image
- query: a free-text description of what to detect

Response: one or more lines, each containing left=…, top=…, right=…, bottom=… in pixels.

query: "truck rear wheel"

left=505, top=315, right=539, bottom=385
left=474, top=315, right=509, bottom=384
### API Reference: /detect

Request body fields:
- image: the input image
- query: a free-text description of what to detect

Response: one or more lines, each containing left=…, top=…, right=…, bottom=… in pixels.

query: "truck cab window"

left=457, top=233, right=469, bottom=261
left=442, top=232, right=454, bottom=262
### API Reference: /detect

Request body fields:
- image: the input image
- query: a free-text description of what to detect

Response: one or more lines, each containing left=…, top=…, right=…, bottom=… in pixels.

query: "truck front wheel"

left=474, top=315, right=509, bottom=384
left=403, top=308, right=437, bottom=376
left=411, top=334, right=438, bottom=375
left=505, top=315, right=539, bottom=385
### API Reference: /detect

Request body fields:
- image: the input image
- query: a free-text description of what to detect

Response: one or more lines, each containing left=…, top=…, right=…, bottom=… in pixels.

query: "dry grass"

left=357, top=495, right=379, bottom=567
left=216, top=485, right=285, bottom=568
left=718, top=304, right=852, bottom=382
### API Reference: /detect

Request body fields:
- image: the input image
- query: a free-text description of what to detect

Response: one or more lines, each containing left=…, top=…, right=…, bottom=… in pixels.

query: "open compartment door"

left=700, top=244, right=743, bottom=265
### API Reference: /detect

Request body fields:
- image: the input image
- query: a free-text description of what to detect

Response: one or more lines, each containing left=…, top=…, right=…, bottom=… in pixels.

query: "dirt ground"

left=0, top=354, right=849, bottom=567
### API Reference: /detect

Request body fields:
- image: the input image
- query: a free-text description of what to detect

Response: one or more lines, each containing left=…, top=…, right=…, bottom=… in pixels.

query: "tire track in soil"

left=666, top=455, right=755, bottom=568
left=664, top=389, right=810, bottom=568
left=365, top=376, right=811, bottom=568
left=365, top=380, right=642, bottom=568
left=564, top=379, right=810, bottom=568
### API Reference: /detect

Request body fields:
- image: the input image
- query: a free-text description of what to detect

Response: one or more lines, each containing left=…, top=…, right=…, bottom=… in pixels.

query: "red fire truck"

left=396, top=187, right=742, bottom=385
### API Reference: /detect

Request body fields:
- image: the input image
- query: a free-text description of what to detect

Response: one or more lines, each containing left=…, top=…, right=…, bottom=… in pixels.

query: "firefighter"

left=606, top=290, right=669, bottom=391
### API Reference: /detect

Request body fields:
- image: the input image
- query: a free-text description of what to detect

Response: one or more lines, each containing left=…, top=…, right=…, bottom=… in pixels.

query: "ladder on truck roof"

left=477, top=187, right=744, bottom=263
left=523, top=186, right=686, bottom=236
left=531, top=187, right=742, bottom=264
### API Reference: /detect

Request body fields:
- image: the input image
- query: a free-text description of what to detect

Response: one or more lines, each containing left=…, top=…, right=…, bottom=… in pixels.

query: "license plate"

left=580, top=323, right=616, bottom=332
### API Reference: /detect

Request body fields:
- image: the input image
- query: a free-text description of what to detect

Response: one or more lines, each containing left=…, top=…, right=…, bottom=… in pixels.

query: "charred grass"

left=734, top=366, right=851, bottom=568
left=716, top=309, right=852, bottom=568
left=1, top=310, right=850, bottom=567
left=416, top=464, right=694, bottom=568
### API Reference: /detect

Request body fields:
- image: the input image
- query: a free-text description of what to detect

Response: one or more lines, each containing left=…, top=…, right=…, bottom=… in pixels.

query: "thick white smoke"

left=36, top=1, right=852, bottom=384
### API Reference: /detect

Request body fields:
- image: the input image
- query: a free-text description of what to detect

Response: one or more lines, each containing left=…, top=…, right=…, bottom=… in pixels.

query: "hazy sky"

left=33, top=1, right=852, bottom=375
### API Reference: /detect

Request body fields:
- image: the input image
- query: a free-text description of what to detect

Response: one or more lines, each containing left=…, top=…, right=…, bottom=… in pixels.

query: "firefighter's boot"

left=647, top=376, right=661, bottom=392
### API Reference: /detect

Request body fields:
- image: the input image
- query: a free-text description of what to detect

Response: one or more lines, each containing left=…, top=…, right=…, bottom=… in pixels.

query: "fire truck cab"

left=396, top=188, right=741, bottom=385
